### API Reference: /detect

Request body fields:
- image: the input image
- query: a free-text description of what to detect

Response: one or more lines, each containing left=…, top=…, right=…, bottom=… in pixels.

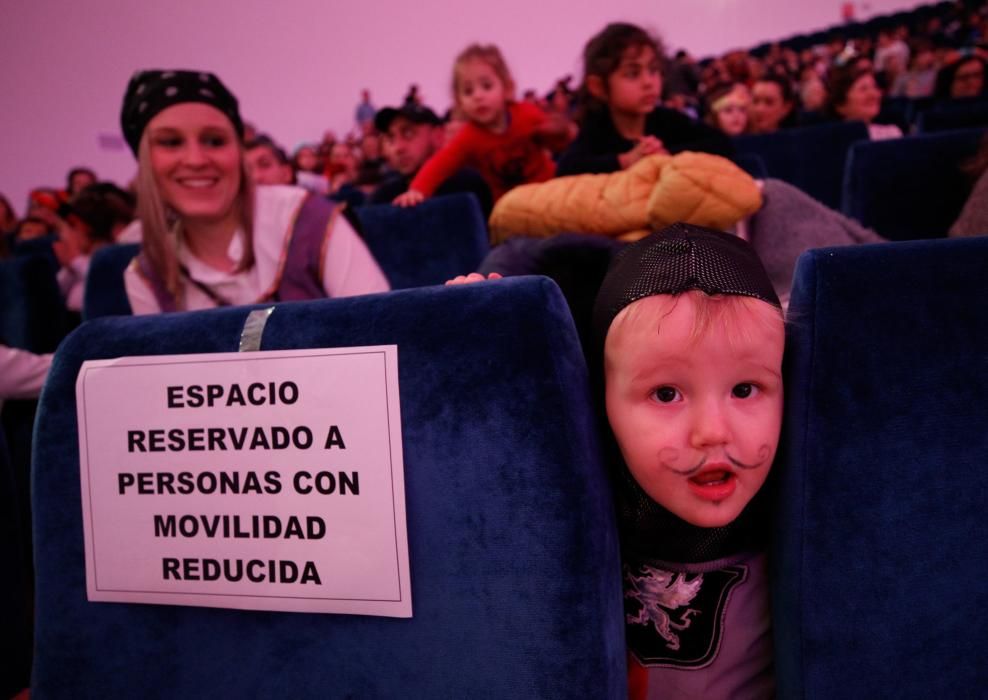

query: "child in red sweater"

left=394, top=44, right=569, bottom=206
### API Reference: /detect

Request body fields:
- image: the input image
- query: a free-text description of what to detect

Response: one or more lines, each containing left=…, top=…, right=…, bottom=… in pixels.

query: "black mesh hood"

left=592, top=222, right=780, bottom=345
left=592, top=222, right=779, bottom=564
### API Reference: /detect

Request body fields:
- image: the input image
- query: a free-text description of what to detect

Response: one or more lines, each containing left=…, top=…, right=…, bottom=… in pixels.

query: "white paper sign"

left=76, top=346, right=411, bottom=617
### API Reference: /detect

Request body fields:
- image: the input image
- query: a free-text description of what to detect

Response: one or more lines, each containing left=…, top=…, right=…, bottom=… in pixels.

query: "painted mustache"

left=661, top=445, right=772, bottom=477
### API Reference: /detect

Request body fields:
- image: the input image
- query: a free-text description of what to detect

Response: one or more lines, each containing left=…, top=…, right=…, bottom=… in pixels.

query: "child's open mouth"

left=687, top=469, right=737, bottom=502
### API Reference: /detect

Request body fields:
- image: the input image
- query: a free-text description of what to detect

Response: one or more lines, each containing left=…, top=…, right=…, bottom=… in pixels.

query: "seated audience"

left=66, top=167, right=97, bottom=198
left=13, top=216, right=51, bottom=244
left=703, top=82, right=751, bottom=136
left=889, top=40, right=939, bottom=98
left=827, top=63, right=903, bottom=140
left=292, top=144, right=330, bottom=194
left=748, top=75, right=798, bottom=134
left=355, top=133, right=388, bottom=189
left=557, top=23, right=731, bottom=176
left=934, top=53, right=987, bottom=99
left=53, top=183, right=136, bottom=311
left=369, top=103, right=492, bottom=217
left=245, top=135, right=294, bottom=186
left=355, top=88, right=376, bottom=134
left=118, top=69, right=388, bottom=314
left=798, top=69, right=829, bottom=117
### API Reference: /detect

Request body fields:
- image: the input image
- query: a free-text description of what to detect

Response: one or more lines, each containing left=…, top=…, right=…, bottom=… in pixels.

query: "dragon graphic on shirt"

left=623, top=561, right=748, bottom=668
left=624, top=566, right=703, bottom=651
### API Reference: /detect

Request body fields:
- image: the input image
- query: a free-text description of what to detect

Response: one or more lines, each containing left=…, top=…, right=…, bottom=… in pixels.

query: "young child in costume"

left=557, top=23, right=731, bottom=176
left=394, top=43, right=569, bottom=206
left=592, top=223, right=783, bottom=699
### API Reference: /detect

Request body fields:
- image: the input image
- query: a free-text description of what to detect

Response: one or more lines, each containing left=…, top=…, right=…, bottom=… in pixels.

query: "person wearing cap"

left=593, top=223, right=782, bottom=699
left=119, top=70, right=389, bottom=314
left=369, top=104, right=492, bottom=219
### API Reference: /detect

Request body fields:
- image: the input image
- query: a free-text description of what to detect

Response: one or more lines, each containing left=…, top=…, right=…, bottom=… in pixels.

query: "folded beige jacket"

left=489, top=152, right=762, bottom=243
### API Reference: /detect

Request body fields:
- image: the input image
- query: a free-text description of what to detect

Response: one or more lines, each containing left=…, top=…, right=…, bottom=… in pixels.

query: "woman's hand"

left=445, top=272, right=503, bottom=285
left=617, top=136, right=668, bottom=169
left=393, top=188, right=426, bottom=207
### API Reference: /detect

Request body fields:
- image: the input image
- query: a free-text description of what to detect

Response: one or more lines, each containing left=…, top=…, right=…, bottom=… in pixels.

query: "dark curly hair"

left=577, top=23, right=666, bottom=122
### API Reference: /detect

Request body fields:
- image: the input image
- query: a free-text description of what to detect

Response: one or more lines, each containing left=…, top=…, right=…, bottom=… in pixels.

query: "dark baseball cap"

left=374, top=104, right=442, bottom=133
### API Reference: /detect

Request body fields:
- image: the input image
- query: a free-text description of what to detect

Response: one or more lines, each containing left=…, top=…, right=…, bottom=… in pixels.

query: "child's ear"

left=586, top=75, right=607, bottom=101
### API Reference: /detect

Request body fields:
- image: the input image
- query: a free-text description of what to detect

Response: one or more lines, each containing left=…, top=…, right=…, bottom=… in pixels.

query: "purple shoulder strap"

left=133, top=253, right=179, bottom=313
left=132, top=193, right=337, bottom=311
left=272, top=193, right=339, bottom=302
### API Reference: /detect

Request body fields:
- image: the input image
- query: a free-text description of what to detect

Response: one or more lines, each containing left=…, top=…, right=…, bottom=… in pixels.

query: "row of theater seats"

left=736, top=123, right=985, bottom=238
left=77, top=123, right=987, bottom=324
left=82, top=192, right=492, bottom=319
left=749, top=0, right=952, bottom=55
left=0, top=193, right=494, bottom=698
left=4, top=233, right=986, bottom=698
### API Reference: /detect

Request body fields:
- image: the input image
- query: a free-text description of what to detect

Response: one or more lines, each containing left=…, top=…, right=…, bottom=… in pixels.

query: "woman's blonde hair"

left=134, top=131, right=255, bottom=304
left=452, top=44, right=516, bottom=101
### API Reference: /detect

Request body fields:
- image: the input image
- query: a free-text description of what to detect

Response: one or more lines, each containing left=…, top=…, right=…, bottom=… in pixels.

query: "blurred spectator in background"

left=889, top=40, right=939, bottom=97
left=404, top=84, right=423, bottom=106
left=53, top=182, right=135, bottom=311
left=874, top=28, right=911, bottom=78
left=798, top=67, right=829, bottom=115
left=66, top=167, right=97, bottom=197
left=749, top=75, right=798, bottom=133
left=827, top=63, right=902, bottom=139
left=13, top=217, right=50, bottom=243
left=245, top=136, right=294, bottom=186
left=355, top=89, right=376, bottom=134
left=704, top=82, right=750, bottom=136
left=356, top=133, right=388, bottom=189
left=293, top=144, right=330, bottom=194
left=935, top=53, right=987, bottom=99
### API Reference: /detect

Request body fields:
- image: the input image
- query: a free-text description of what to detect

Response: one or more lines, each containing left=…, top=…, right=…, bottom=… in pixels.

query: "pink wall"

left=1, top=0, right=926, bottom=214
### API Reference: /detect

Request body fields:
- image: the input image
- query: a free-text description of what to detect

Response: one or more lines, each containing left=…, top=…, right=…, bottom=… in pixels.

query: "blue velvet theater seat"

left=82, top=243, right=140, bottom=320
left=733, top=152, right=768, bottom=179
left=355, top=193, right=489, bottom=289
left=31, top=277, right=625, bottom=698
left=917, top=97, right=988, bottom=133
left=774, top=237, right=988, bottom=699
left=733, top=121, right=869, bottom=209
left=840, top=127, right=986, bottom=240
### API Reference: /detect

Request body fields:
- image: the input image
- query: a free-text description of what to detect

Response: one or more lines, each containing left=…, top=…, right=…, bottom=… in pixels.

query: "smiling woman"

left=120, top=70, right=389, bottom=314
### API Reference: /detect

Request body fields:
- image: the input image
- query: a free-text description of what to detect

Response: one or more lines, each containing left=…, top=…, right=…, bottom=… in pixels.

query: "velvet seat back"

left=840, top=127, right=986, bottom=240
left=82, top=243, right=140, bottom=319
left=774, top=237, right=988, bottom=698
left=355, top=193, right=489, bottom=289
left=733, top=121, right=869, bottom=209
left=917, top=97, right=988, bottom=133
left=31, top=277, right=625, bottom=699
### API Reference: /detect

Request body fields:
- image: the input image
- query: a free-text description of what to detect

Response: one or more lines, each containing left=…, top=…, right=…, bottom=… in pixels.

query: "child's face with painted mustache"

left=604, top=291, right=784, bottom=528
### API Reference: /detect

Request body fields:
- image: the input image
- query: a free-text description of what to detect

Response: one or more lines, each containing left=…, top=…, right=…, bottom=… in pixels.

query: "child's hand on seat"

left=393, top=189, right=426, bottom=207
left=445, top=272, right=503, bottom=285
